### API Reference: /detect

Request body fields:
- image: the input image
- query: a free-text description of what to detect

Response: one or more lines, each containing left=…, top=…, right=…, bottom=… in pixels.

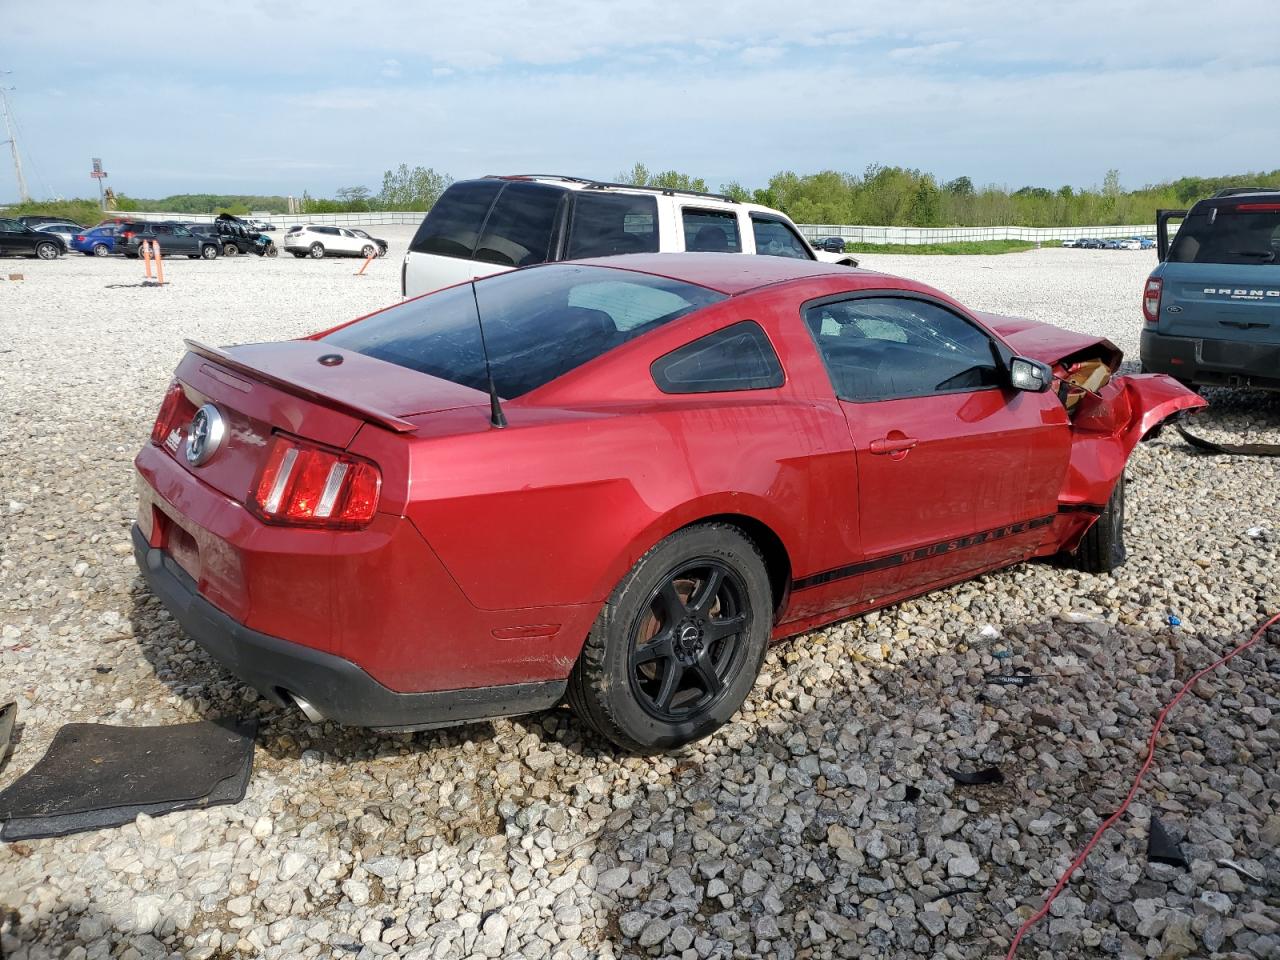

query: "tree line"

left=9, top=165, right=1279, bottom=227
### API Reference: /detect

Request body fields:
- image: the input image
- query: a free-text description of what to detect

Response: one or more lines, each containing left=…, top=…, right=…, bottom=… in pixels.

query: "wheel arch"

left=588, top=497, right=798, bottom=623
left=682, top=512, right=792, bottom=615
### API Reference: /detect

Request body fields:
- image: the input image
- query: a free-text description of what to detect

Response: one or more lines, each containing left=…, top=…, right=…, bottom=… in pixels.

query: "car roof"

left=571, top=252, right=875, bottom=295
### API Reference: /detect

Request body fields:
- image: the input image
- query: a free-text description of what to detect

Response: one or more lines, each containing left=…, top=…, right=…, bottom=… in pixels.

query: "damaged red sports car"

left=133, top=254, right=1204, bottom=750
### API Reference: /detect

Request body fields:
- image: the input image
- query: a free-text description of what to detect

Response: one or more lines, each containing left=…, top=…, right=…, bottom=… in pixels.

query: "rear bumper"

left=1141, top=329, right=1280, bottom=390
left=132, top=524, right=565, bottom=730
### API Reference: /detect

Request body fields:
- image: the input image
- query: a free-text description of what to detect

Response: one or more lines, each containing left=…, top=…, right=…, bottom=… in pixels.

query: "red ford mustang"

left=133, top=254, right=1204, bottom=750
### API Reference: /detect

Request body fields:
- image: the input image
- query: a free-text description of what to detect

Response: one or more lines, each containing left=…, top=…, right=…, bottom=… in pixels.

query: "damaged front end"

left=983, top=312, right=1207, bottom=551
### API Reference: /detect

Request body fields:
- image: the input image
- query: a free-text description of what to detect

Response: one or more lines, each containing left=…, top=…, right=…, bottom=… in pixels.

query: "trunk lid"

left=168, top=340, right=487, bottom=504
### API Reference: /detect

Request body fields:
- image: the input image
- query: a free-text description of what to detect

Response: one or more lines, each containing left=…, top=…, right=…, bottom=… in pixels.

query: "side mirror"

left=1009, top=356, right=1053, bottom=392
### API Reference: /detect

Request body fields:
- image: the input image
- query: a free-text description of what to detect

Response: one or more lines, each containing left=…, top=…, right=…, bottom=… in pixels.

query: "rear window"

left=409, top=179, right=504, bottom=258
left=566, top=192, right=660, bottom=258
left=324, top=263, right=724, bottom=398
left=1169, top=205, right=1280, bottom=265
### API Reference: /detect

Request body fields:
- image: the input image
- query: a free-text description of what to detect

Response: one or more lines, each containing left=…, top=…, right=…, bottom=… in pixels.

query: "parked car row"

left=2, top=213, right=390, bottom=261
left=1062, top=236, right=1155, bottom=250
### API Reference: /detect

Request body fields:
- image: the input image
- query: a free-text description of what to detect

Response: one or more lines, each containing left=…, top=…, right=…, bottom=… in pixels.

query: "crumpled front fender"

left=1060, top=373, right=1206, bottom=509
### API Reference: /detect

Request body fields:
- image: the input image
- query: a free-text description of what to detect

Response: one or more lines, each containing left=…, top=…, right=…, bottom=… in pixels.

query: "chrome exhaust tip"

left=289, top=693, right=325, bottom=724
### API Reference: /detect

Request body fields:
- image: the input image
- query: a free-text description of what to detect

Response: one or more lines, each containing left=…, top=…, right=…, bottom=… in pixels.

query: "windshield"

left=1169, top=206, right=1280, bottom=265
left=324, top=263, right=725, bottom=398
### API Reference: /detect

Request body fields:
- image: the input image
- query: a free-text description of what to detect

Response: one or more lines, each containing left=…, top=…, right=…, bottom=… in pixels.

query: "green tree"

left=377, top=165, right=452, bottom=210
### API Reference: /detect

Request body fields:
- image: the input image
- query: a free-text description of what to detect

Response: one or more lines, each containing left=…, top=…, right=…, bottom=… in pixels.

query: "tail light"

left=121, top=230, right=135, bottom=240
left=249, top=434, right=380, bottom=528
left=1143, top=278, right=1162, bottom=325
left=76, top=235, right=86, bottom=242
left=151, top=380, right=197, bottom=451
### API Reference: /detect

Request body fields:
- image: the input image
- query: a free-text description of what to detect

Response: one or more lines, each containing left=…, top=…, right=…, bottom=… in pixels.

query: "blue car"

left=71, top=226, right=120, bottom=257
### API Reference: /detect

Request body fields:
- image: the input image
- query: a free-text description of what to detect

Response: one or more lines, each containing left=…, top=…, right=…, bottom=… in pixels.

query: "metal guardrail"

left=794, top=223, right=1166, bottom=245
left=123, top=211, right=427, bottom=227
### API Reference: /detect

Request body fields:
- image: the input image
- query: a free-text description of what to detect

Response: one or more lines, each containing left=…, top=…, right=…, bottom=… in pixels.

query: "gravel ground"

left=1, top=236, right=1277, bottom=960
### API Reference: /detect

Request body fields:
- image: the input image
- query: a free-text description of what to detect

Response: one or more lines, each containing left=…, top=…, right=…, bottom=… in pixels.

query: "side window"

left=409, top=180, right=504, bottom=258
left=804, top=297, right=1002, bottom=401
left=473, top=181, right=564, bottom=267
left=153, top=224, right=174, bottom=235
left=752, top=216, right=812, bottom=260
left=566, top=192, right=659, bottom=258
left=0, top=219, right=23, bottom=232
left=172, top=226, right=191, bottom=236
left=340, top=229, right=355, bottom=238
left=682, top=209, right=741, bottom=253
left=651, top=321, right=784, bottom=394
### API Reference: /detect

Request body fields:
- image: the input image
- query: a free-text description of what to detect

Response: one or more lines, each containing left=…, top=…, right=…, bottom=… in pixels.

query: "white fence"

left=123, top=210, right=1163, bottom=244
left=793, top=223, right=1160, bottom=245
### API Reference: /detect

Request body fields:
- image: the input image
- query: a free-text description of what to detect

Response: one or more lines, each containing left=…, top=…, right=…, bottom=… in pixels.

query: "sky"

left=3, top=0, right=1278, bottom=202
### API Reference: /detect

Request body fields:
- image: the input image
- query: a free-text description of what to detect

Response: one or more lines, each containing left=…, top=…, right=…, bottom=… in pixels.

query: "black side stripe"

left=1057, top=503, right=1106, bottom=516
left=793, top=514, right=1059, bottom=592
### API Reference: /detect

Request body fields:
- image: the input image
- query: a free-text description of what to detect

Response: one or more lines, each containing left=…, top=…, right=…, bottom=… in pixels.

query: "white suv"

left=401, top=175, right=857, bottom=297
left=284, top=225, right=383, bottom=259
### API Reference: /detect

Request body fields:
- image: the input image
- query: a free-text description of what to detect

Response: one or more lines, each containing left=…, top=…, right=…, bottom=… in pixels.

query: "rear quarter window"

left=566, top=193, right=660, bottom=258
left=651, top=321, right=784, bottom=393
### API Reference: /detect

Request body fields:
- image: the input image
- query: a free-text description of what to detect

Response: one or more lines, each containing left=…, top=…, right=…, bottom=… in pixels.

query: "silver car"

left=34, top=222, right=81, bottom=251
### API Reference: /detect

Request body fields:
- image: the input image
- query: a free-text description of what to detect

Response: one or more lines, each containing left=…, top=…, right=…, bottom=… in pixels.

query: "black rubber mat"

left=0, top=718, right=256, bottom=841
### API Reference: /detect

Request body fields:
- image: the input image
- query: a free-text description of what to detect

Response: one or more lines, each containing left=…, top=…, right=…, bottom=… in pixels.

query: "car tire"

left=309, top=243, right=324, bottom=259
left=92, top=243, right=110, bottom=257
left=566, top=523, right=772, bottom=752
left=223, top=242, right=238, bottom=257
left=35, top=241, right=60, bottom=260
left=201, top=244, right=219, bottom=260
left=1065, top=474, right=1126, bottom=573
left=360, top=245, right=376, bottom=259
left=377, top=246, right=388, bottom=257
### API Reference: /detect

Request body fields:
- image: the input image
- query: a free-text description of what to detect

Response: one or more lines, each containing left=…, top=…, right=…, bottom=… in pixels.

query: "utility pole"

left=0, top=83, right=31, bottom=204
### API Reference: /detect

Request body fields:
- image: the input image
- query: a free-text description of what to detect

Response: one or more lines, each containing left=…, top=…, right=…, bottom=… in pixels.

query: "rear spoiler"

left=183, top=339, right=418, bottom=434
left=1155, top=209, right=1187, bottom=262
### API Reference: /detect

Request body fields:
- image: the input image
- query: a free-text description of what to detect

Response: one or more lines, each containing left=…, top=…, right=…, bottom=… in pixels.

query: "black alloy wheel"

left=567, top=523, right=771, bottom=751
left=629, top=560, right=750, bottom=722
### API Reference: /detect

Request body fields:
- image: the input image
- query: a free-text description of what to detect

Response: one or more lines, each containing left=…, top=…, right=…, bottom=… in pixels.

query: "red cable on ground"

left=1005, top=611, right=1280, bottom=959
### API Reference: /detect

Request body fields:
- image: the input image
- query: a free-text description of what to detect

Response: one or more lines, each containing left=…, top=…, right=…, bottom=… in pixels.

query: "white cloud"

left=380, top=58, right=401, bottom=78
left=888, top=40, right=963, bottom=61
left=739, top=45, right=782, bottom=65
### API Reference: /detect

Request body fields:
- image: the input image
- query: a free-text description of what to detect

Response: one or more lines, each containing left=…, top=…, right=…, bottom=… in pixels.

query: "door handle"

left=869, top=435, right=918, bottom=458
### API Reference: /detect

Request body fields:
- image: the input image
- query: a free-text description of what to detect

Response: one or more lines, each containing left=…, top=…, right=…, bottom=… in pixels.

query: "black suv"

left=117, top=221, right=221, bottom=259
left=0, top=217, right=65, bottom=258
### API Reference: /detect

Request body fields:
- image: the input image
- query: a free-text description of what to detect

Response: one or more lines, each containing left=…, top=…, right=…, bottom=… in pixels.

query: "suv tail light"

left=250, top=435, right=381, bottom=528
left=1143, top=278, right=1162, bottom=325
left=151, top=380, right=197, bottom=451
